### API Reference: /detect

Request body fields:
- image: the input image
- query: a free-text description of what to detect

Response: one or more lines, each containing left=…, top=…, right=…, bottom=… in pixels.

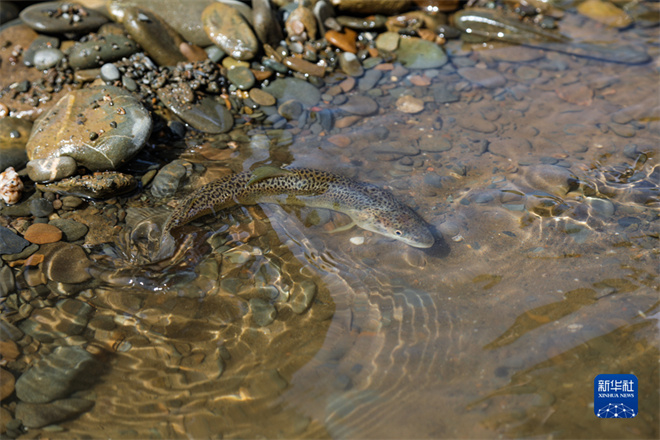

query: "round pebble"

left=202, top=2, right=258, bottom=61
left=396, top=95, right=425, bottom=114
left=100, top=63, right=120, bottom=82
left=227, top=66, right=256, bottom=90
left=338, top=52, right=364, bottom=77
left=278, top=100, right=304, bottom=120
left=23, top=223, right=62, bottom=245
left=48, top=219, right=88, bottom=242
left=249, top=88, right=276, bottom=106
left=263, top=77, right=321, bottom=107
left=32, top=48, right=64, bottom=70
left=26, top=157, right=78, bottom=183
left=339, top=95, right=379, bottom=116
left=41, top=243, right=91, bottom=283
left=205, top=45, right=225, bottom=63
left=396, top=37, right=448, bottom=69
left=28, top=198, right=54, bottom=218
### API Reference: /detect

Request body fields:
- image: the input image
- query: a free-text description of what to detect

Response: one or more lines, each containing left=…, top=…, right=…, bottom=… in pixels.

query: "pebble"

left=205, top=45, right=225, bottom=63
left=327, top=134, right=351, bottom=147
left=556, top=83, right=593, bottom=106
left=0, top=265, right=15, bottom=297
left=26, top=86, right=152, bottom=171
left=16, top=345, right=99, bottom=403
left=290, top=279, right=317, bottom=314
left=577, top=0, right=633, bottom=28
left=358, top=69, right=383, bottom=91
left=20, top=2, right=108, bottom=34
left=419, top=135, right=452, bottom=152
left=249, top=88, right=276, bottom=106
left=28, top=198, right=54, bottom=218
left=157, top=90, right=234, bottom=134
left=252, top=0, right=284, bottom=46
left=0, top=226, right=30, bottom=255
left=458, top=67, right=507, bottom=88
left=586, top=197, right=615, bottom=217
left=458, top=116, right=498, bottom=133
left=396, top=37, right=448, bottom=69
left=263, top=78, right=321, bottom=107
left=67, top=34, right=139, bottom=70
left=283, top=56, right=326, bottom=77
left=338, top=52, right=364, bottom=77
left=16, top=398, right=94, bottom=429
left=23, top=223, right=62, bottom=244
left=227, top=66, right=256, bottom=90
left=0, top=117, right=32, bottom=171
left=488, top=137, right=533, bottom=158
left=202, top=2, right=258, bottom=61
left=375, top=31, right=400, bottom=52
left=26, top=157, right=78, bottom=183
left=278, top=100, right=304, bottom=120
left=150, top=159, right=192, bottom=198
left=23, top=35, right=60, bottom=67
left=179, top=42, right=208, bottom=62
left=396, top=95, right=425, bottom=114
left=249, top=298, right=277, bottom=327
left=325, top=29, right=358, bottom=53
left=0, top=368, right=14, bottom=401
left=100, top=63, right=120, bottom=82
left=339, top=95, right=379, bottom=116
left=48, top=219, right=88, bottom=242
left=524, top=165, right=579, bottom=195
left=120, top=7, right=187, bottom=67
left=32, top=48, right=64, bottom=70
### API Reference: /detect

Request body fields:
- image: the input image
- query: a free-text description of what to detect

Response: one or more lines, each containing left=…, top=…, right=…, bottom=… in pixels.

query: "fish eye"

left=394, top=230, right=403, bottom=236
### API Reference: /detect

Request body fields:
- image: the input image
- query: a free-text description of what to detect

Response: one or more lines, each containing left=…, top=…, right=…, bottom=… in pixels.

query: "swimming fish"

left=160, top=167, right=435, bottom=253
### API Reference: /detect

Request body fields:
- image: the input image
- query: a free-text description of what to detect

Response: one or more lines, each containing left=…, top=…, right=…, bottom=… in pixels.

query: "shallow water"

left=24, top=10, right=659, bottom=440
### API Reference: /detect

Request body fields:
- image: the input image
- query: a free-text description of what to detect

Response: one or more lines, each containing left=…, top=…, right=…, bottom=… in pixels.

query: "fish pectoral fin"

left=326, top=220, right=357, bottom=234
left=247, top=165, right=293, bottom=186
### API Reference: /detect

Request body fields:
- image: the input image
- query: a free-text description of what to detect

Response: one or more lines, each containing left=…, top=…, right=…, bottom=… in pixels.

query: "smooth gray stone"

left=157, top=90, right=234, bottom=134
left=23, top=35, right=60, bottom=67
left=20, top=2, right=108, bottom=34
left=48, top=219, right=88, bottom=242
left=262, top=78, right=321, bottom=107
left=68, top=34, right=139, bottom=70
left=28, top=198, right=54, bottom=218
left=0, top=226, right=30, bottom=255
left=32, top=48, right=64, bottom=70
left=15, top=345, right=100, bottom=404
left=100, top=63, right=120, bottom=82
left=16, top=398, right=94, bottom=429
left=339, top=95, right=378, bottom=116
left=26, top=157, right=78, bottom=183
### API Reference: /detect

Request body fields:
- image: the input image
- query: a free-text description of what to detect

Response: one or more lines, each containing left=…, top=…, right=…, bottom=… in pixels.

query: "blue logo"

left=594, top=374, right=638, bottom=418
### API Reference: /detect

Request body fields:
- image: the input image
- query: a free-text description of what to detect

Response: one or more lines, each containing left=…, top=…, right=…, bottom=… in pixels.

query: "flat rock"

left=0, top=226, right=30, bottom=255
left=23, top=223, right=62, bottom=245
left=262, top=78, right=321, bottom=107
left=20, top=2, right=108, bottom=34
left=26, top=157, right=78, bottom=183
left=26, top=86, right=151, bottom=171
left=68, top=34, right=139, bottom=70
left=202, top=2, right=258, bottom=61
left=458, top=67, right=506, bottom=88
left=339, top=95, right=378, bottom=116
left=396, top=37, right=448, bottom=69
left=16, top=398, right=94, bottom=429
left=48, top=219, right=88, bottom=242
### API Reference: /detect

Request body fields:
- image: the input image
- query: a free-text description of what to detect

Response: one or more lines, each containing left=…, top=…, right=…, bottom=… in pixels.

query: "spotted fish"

left=161, top=167, right=435, bottom=249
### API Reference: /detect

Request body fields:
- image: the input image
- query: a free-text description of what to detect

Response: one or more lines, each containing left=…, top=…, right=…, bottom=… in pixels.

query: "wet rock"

left=108, top=0, right=213, bottom=46
left=577, top=0, right=632, bottom=28
left=26, top=157, right=78, bottom=184
left=249, top=88, right=276, bottom=106
left=284, top=56, right=326, bottom=77
left=263, top=78, right=321, bottom=107
left=202, top=2, right=258, bottom=61
left=0, top=118, right=32, bottom=171
left=419, top=134, right=452, bottom=152
left=0, top=265, right=15, bottom=297
left=457, top=67, right=506, bottom=88
left=314, top=0, right=335, bottom=35
left=586, top=197, right=615, bottom=217
left=358, top=69, right=383, bottom=91
left=375, top=31, right=400, bottom=52
left=0, top=2, right=18, bottom=24
left=290, top=279, right=317, bottom=314
left=23, top=35, right=60, bottom=67
left=249, top=298, right=277, bottom=327
left=48, top=219, right=88, bottom=242
left=157, top=90, right=234, bottom=134
left=20, top=2, right=108, bottom=34
left=151, top=159, right=193, bottom=198
left=524, top=165, right=579, bottom=195
left=68, top=34, right=139, bottom=70
left=396, top=37, right=448, bottom=69
left=0, top=368, right=14, bottom=401
left=489, top=137, right=533, bottom=158
left=0, top=406, right=11, bottom=435
left=16, top=398, right=94, bottom=429
left=100, top=63, right=120, bottom=82
left=120, top=7, right=186, bottom=67
left=23, top=223, right=62, bottom=245
left=0, top=226, right=30, bottom=255
left=252, top=0, right=283, bottom=46
left=26, top=86, right=152, bottom=171
left=227, top=66, right=256, bottom=90
left=0, top=167, right=23, bottom=205
left=278, top=100, right=304, bottom=120
left=32, top=48, right=64, bottom=70
left=396, top=95, right=424, bottom=114
left=37, top=172, right=137, bottom=199
left=179, top=42, right=208, bottom=62
left=339, top=95, right=378, bottom=115
left=28, top=198, right=54, bottom=218
left=338, top=52, right=363, bottom=77
left=20, top=298, right=93, bottom=343
left=205, top=45, right=225, bottom=63
left=16, top=345, right=100, bottom=403
left=326, top=29, right=358, bottom=53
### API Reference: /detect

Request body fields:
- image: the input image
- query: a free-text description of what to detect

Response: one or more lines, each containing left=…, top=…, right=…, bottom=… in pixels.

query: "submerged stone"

left=396, top=37, right=448, bottom=69
left=0, top=117, right=32, bottom=171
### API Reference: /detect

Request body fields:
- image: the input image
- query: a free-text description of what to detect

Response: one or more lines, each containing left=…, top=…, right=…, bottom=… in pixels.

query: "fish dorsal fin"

left=247, top=166, right=294, bottom=186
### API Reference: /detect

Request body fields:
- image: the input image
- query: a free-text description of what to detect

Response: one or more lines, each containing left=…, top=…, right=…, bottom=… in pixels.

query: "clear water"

left=54, top=10, right=659, bottom=440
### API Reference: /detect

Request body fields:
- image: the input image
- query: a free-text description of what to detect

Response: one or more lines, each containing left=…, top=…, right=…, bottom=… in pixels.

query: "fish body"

left=162, top=167, right=434, bottom=248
